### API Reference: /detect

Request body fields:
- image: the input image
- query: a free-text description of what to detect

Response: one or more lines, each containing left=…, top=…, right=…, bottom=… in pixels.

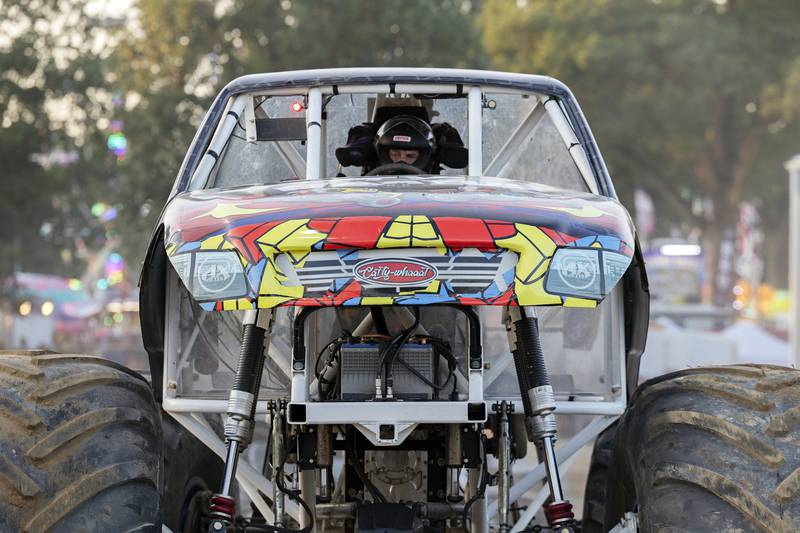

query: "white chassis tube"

left=305, top=88, right=323, bottom=180
left=543, top=98, right=598, bottom=193
left=484, top=98, right=545, bottom=177
left=161, top=396, right=625, bottom=416
left=468, top=86, right=483, bottom=176
left=188, top=95, right=246, bottom=190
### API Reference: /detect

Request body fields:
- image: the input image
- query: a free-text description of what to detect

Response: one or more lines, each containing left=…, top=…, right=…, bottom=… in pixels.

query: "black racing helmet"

left=374, top=115, right=437, bottom=171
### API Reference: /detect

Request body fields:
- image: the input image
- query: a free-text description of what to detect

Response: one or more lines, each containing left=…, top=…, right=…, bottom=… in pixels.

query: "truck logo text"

left=353, top=258, right=438, bottom=287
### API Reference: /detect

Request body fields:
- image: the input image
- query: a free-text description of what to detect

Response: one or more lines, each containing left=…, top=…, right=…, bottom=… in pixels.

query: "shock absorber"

left=208, top=308, right=275, bottom=532
left=506, top=306, right=575, bottom=530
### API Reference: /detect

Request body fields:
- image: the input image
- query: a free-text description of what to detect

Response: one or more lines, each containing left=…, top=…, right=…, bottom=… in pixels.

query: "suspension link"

left=447, top=424, right=463, bottom=503
left=317, top=425, right=333, bottom=503
left=272, top=399, right=287, bottom=527
left=494, top=401, right=513, bottom=533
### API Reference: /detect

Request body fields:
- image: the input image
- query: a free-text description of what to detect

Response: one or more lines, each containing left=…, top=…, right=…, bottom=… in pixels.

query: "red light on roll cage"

left=290, top=101, right=304, bottom=112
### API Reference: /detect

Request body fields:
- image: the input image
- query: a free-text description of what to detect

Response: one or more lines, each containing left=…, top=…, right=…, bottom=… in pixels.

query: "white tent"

left=721, top=321, right=791, bottom=367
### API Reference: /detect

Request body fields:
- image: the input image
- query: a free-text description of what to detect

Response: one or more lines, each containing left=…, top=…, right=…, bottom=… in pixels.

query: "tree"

left=219, top=0, right=484, bottom=75
left=0, top=0, right=115, bottom=278
left=109, top=0, right=226, bottom=263
left=482, top=0, right=800, bottom=301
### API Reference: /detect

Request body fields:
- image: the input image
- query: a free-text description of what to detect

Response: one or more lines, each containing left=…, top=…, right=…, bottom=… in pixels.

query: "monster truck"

left=2, top=68, right=798, bottom=532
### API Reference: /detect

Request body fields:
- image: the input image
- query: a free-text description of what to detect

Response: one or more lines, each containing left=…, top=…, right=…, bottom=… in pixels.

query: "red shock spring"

left=544, top=500, right=575, bottom=526
left=209, top=494, right=236, bottom=523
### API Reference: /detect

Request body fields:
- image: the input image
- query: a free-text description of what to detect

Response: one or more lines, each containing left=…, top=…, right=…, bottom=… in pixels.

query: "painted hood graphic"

left=163, top=176, right=635, bottom=311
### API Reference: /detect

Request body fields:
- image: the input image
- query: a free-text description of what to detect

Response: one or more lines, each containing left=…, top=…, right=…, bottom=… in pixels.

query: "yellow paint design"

left=359, top=296, right=395, bottom=306
left=378, top=216, right=446, bottom=249
left=199, top=235, right=225, bottom=250
left=235, top=219, right=327, bottom=307
left=563, top=297, right=597, bottom=308
left=529, top=256, right=552, bottom=282
left=515, top=279, right=562, bottom=305
left=385, top=222, right=411, bottom=239
left=397, top=280, right=444, bottom=297
left=492, top=224, right=561, bottom=305
left=196, top=203, right=279, bottom=220
left=256, top=219, right=307, bottom=251
left=258, top=295, right=294, bottom=307
left=258, top=262, right=304, bottom=297
left=288, top=250, right=310, bottom=267
left=423, top=280, right=441, bottom=293
left=251, top=220, right=327, bottom=258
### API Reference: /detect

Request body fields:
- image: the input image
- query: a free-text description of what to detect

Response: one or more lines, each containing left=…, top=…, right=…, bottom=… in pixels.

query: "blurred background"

left=2, top=0, right=799, bottom=377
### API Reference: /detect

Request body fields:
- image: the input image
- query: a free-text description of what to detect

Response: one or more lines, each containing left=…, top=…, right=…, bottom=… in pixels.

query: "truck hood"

left=163, top=176, right=635, bottom=310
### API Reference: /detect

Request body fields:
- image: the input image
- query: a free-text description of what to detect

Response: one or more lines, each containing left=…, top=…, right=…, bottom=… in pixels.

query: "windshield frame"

left=170, top=68, right=615, bottom=199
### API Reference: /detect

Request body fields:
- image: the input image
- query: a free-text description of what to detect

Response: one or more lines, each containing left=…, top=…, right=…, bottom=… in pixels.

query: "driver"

left=373, top=115, right=437, bottom=173
left=388, top=148, right=421, bottom=166
left=335, top=114, right=467, bottom=175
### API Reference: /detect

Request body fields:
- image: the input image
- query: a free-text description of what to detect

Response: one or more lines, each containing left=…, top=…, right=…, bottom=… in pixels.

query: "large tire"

left=606, top=365, right=800, bottom=532
left=581, top=422, right=616, bottom=533
left=0, top=350, right=161, bottom=532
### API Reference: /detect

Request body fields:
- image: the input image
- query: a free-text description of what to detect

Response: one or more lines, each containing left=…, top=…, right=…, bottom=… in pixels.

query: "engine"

left=305, top=305, right=468, bottom=406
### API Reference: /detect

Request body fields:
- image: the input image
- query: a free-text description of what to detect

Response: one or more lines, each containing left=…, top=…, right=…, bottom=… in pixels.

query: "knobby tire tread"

left=0, top=351, right=161, bottom=532
left=605, top=365, right=800, bottom=532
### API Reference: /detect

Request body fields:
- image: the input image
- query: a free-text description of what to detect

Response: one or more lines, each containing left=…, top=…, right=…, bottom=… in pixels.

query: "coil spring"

left=209, top=494, right=236, bottom=523
left=544, top=500, right=574, bottom=526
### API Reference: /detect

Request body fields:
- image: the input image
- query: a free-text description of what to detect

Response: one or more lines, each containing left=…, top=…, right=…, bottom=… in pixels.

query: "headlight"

left=170, top=250, right=249, bottom=301
left=544, top=247, right=630, bottom=301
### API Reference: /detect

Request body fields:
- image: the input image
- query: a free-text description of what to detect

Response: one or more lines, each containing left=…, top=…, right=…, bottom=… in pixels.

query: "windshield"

left=207, top=90, right=590, bottom=192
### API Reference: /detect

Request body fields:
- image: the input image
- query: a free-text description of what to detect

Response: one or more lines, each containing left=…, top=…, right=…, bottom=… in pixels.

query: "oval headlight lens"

left=545, top=247, right=630, bottom=301
left=169, top=250, right=249, bottom=301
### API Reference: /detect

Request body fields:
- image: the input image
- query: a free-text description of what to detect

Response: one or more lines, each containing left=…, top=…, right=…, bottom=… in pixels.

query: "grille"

left=283, top=247, right=516, bottom=296
left=339, top=343, right=435, bottom=400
